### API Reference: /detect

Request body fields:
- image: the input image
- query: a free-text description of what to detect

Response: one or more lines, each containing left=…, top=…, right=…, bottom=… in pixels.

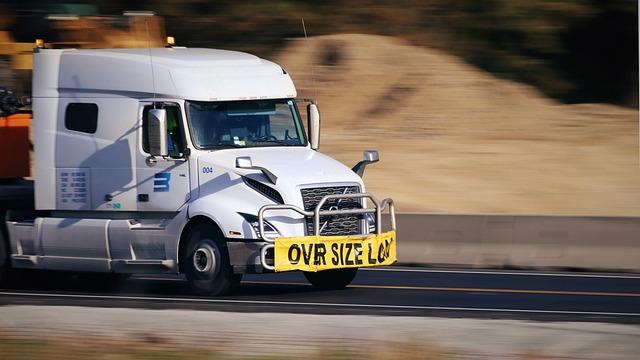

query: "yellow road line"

left=242, top=281, right=640, bottom=297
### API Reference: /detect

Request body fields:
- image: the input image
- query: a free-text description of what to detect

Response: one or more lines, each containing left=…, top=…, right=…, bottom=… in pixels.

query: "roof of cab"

left=69, top=47, right=262, bottom=66
left=33, top=47, right=297, bottom=101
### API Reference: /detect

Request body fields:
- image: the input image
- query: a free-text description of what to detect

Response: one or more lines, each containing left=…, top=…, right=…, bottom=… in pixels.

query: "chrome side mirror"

left=236, top=156, right=278, bottom=185
left=363, top=150, right=379, bottom=162
left=307, top=103, right=320, bottom=150
left=148, top=108, right=168, bottom=157
left=352, top=150, right=380, bottom=177
left=235, top=156, right=253, bottom=169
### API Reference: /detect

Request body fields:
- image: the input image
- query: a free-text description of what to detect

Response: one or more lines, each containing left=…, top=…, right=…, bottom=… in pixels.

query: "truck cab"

left=0, top=46, right=396, bottom=295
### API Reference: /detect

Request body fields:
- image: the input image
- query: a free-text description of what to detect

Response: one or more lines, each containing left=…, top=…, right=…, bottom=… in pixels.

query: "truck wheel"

left=304, top=268, right=358, bottom=290
left=183, top=223, right=240, bottom=296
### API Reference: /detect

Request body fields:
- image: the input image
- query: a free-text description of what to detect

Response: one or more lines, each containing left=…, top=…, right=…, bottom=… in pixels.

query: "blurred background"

left=0, top=3, right=639, bottom=359
left=1, top=0, right=638, bottom=215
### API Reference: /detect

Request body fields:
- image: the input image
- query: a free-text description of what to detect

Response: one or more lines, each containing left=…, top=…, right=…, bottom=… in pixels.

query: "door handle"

left=145, top=156, right=158, bottom=167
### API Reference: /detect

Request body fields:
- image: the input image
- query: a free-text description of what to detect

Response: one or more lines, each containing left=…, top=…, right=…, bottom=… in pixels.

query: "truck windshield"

left=186, top=99, right=307, bottom=149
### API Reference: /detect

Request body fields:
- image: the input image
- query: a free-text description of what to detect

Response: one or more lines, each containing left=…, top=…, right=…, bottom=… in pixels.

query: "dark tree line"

left=3, top=0, right=637, bottom=106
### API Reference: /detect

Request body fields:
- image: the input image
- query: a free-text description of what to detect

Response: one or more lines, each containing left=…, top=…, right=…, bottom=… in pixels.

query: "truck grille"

left=300, top=185, right=362, bottom=236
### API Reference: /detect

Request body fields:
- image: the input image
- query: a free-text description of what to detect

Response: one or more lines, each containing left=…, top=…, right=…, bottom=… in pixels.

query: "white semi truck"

left=0, top=43, right=396, bottom=295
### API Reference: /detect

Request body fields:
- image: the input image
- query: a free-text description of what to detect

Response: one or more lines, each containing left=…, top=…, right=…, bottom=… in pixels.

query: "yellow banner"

left=274, top=231, right=396, bottom=272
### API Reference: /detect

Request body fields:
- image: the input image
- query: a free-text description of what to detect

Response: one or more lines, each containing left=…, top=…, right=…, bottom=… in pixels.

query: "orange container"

left=0, top=113, right=31, bottom=179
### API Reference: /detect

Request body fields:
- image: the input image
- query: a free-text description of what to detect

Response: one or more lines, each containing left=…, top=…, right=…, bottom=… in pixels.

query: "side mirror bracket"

left=352, top=150, right=379, bottom=177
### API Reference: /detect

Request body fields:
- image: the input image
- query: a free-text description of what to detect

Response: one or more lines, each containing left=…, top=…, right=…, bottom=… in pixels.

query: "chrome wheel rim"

left=193, top=246, right=215, bottom=273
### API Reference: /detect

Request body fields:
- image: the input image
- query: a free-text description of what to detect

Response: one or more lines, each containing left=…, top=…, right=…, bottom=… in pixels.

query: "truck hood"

left=199, top=146, right=363, bottom=190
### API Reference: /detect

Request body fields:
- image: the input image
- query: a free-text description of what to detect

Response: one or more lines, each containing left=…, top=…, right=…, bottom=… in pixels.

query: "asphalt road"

left=1, top=267, right=639, bottom=324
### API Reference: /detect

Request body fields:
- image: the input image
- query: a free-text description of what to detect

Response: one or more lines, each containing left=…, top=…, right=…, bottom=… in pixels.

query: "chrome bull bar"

left=258, top=193, right=396, bottom=271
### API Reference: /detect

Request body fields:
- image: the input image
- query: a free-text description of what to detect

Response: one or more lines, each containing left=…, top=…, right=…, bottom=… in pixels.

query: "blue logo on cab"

left=153, top=172, right=171, bottom=192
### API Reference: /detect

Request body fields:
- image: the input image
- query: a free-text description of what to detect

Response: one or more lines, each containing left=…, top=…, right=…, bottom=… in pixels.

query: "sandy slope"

left=276, top=34, right=640, bottom=215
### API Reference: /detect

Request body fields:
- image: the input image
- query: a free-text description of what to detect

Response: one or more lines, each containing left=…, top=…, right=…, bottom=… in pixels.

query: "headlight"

left=366, top=213, right=376, bottom=234
left=239, top=213, right=280, bottom=239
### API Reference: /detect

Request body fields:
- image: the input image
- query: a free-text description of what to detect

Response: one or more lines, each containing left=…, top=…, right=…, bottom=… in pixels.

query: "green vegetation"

left=7, top=0, right=638, bottom=106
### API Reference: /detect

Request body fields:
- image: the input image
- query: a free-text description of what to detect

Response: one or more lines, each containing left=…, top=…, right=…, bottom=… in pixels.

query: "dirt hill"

left=276, top=34, right=639, bottom=215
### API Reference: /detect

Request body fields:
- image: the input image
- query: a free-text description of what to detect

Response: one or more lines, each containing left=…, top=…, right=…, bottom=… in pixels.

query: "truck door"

left=136, top=102, right=191, bottom=212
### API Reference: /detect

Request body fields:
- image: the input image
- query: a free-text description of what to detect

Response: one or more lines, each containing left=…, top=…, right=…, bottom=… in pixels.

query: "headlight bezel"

left=239, top=212, right=280, bottom=239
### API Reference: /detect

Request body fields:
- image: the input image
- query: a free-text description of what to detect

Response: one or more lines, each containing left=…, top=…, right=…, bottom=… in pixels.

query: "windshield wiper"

left=250, top=139, right=299, bottom=146
left=203, top=140, right=301, bottom=149
left=202, top=143, right=246, bottom=149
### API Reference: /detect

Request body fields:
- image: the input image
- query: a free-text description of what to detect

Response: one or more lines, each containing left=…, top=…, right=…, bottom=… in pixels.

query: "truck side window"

left=65, top=103, right=98, bottom=134
left=142, top=104, right=185, bottom=157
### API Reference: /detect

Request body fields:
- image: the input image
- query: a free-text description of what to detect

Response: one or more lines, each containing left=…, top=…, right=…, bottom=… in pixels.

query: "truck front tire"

left=304, top=268, right=358, bottom=290
left=183, top=223, right=240, bottom=296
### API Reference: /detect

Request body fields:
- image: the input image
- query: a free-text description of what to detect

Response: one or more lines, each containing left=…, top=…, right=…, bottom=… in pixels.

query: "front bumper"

left=257, top=193, right=396, bottom=272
